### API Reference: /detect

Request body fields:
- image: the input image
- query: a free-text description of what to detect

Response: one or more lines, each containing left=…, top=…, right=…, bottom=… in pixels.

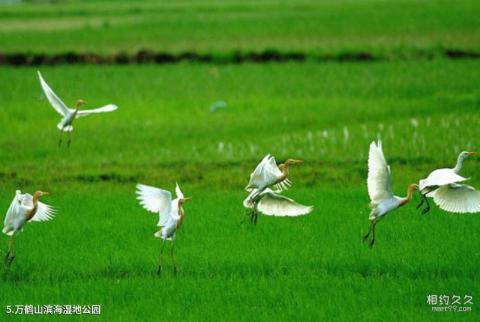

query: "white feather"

left=367, top=140, right=393, bottom=206
left=256, top=189, right=312, bottom=217
left=431, top=184, right=480, bottom=213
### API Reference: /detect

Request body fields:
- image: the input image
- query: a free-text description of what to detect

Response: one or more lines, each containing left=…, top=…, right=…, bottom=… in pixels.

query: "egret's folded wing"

left=432, top=184, right=480, bottom=213
left=175, top=182, right=184, bottom=199
left=367, top=140, right=393, bottom=205
left=257, top=190, right=312, bottom=217
left=30, top=201, right=56, bottom=222
left=37, top=71, right=70, bottom=116
left=76, top=104, right=118, bottom=118
left=245, top=154, right=271, bottom=191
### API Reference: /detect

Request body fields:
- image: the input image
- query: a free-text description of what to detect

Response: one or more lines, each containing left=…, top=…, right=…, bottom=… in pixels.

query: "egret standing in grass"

left=418, top=151, right=480, bottom=214
left=243, top=154, right=307, bottom=224
left=3, top=190, right=55, bottom=266
left=363, top=140, right=418, bottom=247
left=136, top=183, right=191, bottom=275
left=38, top=71, right=118, bottom=147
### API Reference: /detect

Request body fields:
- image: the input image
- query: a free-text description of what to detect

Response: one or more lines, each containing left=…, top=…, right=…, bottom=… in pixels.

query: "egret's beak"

left=292, top=159, right=303, bottom=164
left=42, top=192, right=50, bottom=196
left=183, top=197, right=192, bottom=201
left=467, top=152, right=477, bottom=156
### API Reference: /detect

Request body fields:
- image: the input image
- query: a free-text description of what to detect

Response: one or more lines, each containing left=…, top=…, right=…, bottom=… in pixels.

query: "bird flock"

left=3, top=72, right=480, bottom=274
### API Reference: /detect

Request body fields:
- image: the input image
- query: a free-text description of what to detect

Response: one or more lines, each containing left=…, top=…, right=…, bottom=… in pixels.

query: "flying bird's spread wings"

left=22, top=193, right=56, bottom=222
left=136, top=184, right=172, bottom=227
left=76, top=104, right=118, bottom=118
left=38, top=71, right=70, bottom=117
left=367, top=140, right=393, bottom=206
left=245, top=154, right=287, bottom=192
left=257, top=189, right=312, bottom=217
left=431, top=184, right=480, bottom=213
left=4, top=193, right=21, bottom=227
left=419, top=169, right=468, bottom=192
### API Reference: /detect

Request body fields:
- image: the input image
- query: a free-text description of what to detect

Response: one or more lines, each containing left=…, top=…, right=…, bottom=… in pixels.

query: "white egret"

left=136, top=183, right=191, bottom=275
left=243, top=154, right=306, bottom=224
left=363, top=140, right=418, bottom=247
left=243, top=188, right=312, bottom=222
left=3, top=190, right=55, bottom=266
left=418, top=151, right=479, bottom=214
left=37, top=71, right=118, bottom=147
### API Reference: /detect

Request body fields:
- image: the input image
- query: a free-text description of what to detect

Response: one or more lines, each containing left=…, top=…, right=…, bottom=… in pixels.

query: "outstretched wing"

left=136, top=184, right=172, bottom=227
left=367, top=140, right=393, bottom=206
left=30, top=201, right=56, bottom=222
left=431, top=184, right=480, bottom=213
left=21, top=194, right=56, bottom=222
left=257, top=189, right=313, bottom=217
left=37, top=71, right=70, bottom=117
left=4, top=192, right=21, bottom=225
left=245, top=154, right=284, bottom=191
left=419, top=168, right=468, bottom=191
left=76, top=104, right=118, bottom=118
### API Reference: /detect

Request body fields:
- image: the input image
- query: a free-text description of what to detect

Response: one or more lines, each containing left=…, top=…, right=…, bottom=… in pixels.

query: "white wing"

left=21, top=194, right=56, bottom=222
left=76, top=104, right=118, bottom=118
left=4, top=193, right=21, bottom=224
left=37, top=71, right=70, bottom=116
left=175, top=182, right=184, bottom=199
left=257, top=189, right=313, bottom=217
left=419, top=168, right=468, bottom=191
left=367, top=140, right=393, bottom=206
left=431, top=184, right=480, bottom=213
left=136, top=184, right=172, bottom=227
left=245, top=154, right=284, bottom=191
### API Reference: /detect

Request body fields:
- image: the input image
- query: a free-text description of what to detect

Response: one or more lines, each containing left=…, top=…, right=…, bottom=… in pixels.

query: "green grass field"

left=1, top=1, right=480, bottom=321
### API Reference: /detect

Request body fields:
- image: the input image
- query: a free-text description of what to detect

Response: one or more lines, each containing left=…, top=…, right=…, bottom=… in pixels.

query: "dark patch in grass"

left=76, top=173, right=136, bottom=183
left=1, top=48, right=479, bottom=66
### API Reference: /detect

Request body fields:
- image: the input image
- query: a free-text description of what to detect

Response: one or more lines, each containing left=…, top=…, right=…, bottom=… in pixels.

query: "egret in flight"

left=418, top=151, right=479, bottom=214
left=363, top=140, right=418, bottom=247
left=243, top=154, right=307, bottom=224
left=37, top=71, right=118, bottom=147
left=243, top=188, right=313, bottom=223
left=136, top=183, right=191, bottom=275
left=3, top=190, right=55, bottom=266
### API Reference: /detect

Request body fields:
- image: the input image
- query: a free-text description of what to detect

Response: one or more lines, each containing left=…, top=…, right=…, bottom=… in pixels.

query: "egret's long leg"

left=422, top=196, right=431, bottom=215
left=416, top=193, right=425, bottom=209
left=171, top=241, right=177, bottom=275
left=369, top=222, right=377, bottom=248
left=67, top=131, right=72, bottom=148
left=362, top=222, right=373, bottom=243
left=156, top=240, right=166, bottom=276
left=5, top=236, right=15, bottom=266
left=58, top=132, right=63, bottom=148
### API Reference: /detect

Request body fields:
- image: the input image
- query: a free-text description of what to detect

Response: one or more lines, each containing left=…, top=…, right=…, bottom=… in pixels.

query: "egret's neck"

left=176, top=203, right=185, bottom=229
left=278, top=163, right=289, bottom=178
left=453, top=154, right=466, bottom=173
left=26, top=191, right=41, bottom=221
left=399, top=185, right=416, bottom=207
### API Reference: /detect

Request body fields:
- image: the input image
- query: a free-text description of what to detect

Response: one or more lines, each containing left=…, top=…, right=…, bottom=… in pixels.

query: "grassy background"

left=1, top=1, right=480, bottom=321
left=0, top=0, right=479, bottom=55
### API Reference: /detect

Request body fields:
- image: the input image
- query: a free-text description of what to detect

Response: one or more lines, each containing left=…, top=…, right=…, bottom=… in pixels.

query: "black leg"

left=416, top=193, right=425, bottom=209
left=369, top=222, right=377, bottom=248
left=157, top=241, right=166, bottom=276
left=422, top=197, right=431, bottom=215
left=362, top=222, right=372, bottom=243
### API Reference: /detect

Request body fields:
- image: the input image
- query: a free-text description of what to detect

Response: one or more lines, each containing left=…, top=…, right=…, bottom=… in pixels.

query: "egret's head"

left=75, top=99, right=86, bottom=109
left=285, top=159, right=303, bottom=166
left=408, top=183, right=419, bottom=191
left=179, top=197, right=191, bottom=205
